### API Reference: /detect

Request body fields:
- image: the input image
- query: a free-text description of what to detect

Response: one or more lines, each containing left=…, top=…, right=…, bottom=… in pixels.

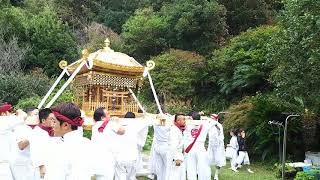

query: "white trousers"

left=230, top=149, right=238, bottom=168
left=167, top=160, right=186, bottom=180
left=236, top=151, right=250, bottom=165
left=185, top=146, right=211, bottom=180
left=208, top=144, right=226, bottom=167
left=135, top=145, right=143, bottom=171
left=11, top=161, right=37, bottom=180
left=96, top=175, right=111, bottom=180
left=114, top=160, right=136, bottom=180
left=150, top=143, right=170, bottom=180
left=0, top=162, right=13, bottom=180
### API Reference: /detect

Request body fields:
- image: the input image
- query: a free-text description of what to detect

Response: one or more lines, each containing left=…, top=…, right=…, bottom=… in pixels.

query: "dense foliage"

left=0, top=71, right=52, bottom=105
left=207, top=26, right=279, bottom=97
left=122, top=8, right=170, bottom=61
left=268, top=0, right=320, bottom=113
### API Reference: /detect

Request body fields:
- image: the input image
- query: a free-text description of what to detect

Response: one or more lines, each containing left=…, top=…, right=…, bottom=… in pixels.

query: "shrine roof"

left=66, top=39, right=144, bottom=75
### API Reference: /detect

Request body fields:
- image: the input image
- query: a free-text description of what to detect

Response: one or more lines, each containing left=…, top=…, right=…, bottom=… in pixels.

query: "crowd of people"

left=0, top=102, right=253, bottom=180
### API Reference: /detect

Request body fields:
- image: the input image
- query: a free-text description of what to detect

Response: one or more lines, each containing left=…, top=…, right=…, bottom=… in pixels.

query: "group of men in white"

left=0, top=102, right=253, bottom=180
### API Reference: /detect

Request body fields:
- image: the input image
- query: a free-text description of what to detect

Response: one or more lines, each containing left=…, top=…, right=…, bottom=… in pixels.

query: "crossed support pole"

left=37, top=50, right=92, bottom=109
left=38, top=57, right=163, bottom=116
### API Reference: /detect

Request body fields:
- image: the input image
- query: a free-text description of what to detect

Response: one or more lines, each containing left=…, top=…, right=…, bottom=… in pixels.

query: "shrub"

left=0, top=71, right=52, bottom=105
left=274, top=163, right=297, bottom=179
left=207, top=25, right=279, bottom=98
left=248, top=93, right=304, bottom=160
left=222, top=97, right=253, bottom=137
left=16, top=96, right=41, bottom=110
left=150, top=49, right=205, bottom=100
left=295, top=171, right=316, bottom=180
left=223, top=93, right=305, bottom=160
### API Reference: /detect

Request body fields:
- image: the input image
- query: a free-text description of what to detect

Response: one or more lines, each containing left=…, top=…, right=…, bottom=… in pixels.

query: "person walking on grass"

left=226, top=129, right=239, bottom=172
left=234, top=129, right=254, bottom=174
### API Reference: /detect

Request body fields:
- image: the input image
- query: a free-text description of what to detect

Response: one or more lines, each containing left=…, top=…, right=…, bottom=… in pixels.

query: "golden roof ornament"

left=81, top=49, right=90, bottom=60
left=59, top=60, right=68, bottom=69
left=146, top=60, right=155, bottom=71
left=103, top=38, right=113, bottom=52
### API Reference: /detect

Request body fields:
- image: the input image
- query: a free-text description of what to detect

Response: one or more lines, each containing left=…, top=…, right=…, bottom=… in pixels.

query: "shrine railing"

left=82, top=102, right=139, bottom=115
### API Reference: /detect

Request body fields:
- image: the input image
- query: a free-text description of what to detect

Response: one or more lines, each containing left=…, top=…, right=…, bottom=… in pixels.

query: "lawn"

left=137, top=162, right=278, bottom=180
left=216, top=162, right=278, bottom=180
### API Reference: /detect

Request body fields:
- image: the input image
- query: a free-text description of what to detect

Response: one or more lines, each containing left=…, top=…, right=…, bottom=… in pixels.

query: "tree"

left=84, top=22, right=124, bottom=52
left=24, top=7, right=78, bottom=77
left=218, top=0, right=271, bottom=35
left=268, top=0, right=320, bottom=112
left=0, top=7, right=28, bottom=41
left=207, top=25, right=279, bottom=98
left=149, top=49, right=205, bottom=100
left=223, top=93, right=304, bottom=160
left=93, top=0, right=146, bottom=33
left=0, top=70, right=52, bottom=105
left=50, top=0, right=93, bottom=29
left=122, top=8, right=170, bottom=61
left=0, top=30, right=29, bottom=74
left=161, top=0, right=228, bottom=54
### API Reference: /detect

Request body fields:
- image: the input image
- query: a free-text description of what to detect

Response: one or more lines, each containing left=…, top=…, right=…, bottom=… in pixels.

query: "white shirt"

left=29, top=126, right=51, bottom=168
left=113, top=120, right=149, bottom=162
left=12, top=124, right=33, bottom=164
left=208, top=122, right=224, bottom=147
left=91, top=120, right=118, bottom=175
left=184, top=120, right=216, bottom=149
left=169, top=125, right=184, bottom=161
left=154, top=126, right=170, bottom=143
left=0, top=115, right=23, bottom=162
left=44, top=130, right=93, bottom=180
left=230, top=136, right=238, bottom=150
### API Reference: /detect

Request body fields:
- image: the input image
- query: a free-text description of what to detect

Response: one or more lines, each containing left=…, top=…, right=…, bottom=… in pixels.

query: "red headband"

left=0, top=103, right=12, bottom=113
left=53, top=111, right=84, bottom=127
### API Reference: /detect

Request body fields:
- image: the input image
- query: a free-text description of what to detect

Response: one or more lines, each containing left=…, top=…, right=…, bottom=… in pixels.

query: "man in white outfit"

left=113, top=117, right=150, bottom=180
left=123, top=112, right=148, bottom=173
left=184, top=112, right=216, bottom=180
left=167, top=113, right=186, bottom=180
left=149, top=114, right=171, bottom=180
left=91, top=107, right=125, bottom=180
left=208, top=114, right=226, bottom=180
left=44, top=103, right=93, bottom=180
left=11, top=109, right=39, bottom=180
left=29, top=108, right=55, bottom=179
left=0, top=102, right=22, bottom=180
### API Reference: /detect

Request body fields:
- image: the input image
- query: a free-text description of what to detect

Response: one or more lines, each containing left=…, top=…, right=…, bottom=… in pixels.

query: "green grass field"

left=137, top=162, right=278, bottom=180
left=216, top=162, right=278, bottom=180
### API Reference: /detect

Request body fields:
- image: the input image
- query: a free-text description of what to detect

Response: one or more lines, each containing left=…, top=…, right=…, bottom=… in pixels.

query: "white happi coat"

left=91, top=120, right=120, bottom=180
left=167, top=125, right=186, bottom=180
left=29, top=125, right=52, bottom=178
left=149, top=125, right=170, bottom=180
left=184, top=121, right=216, bottom=180
left=44, top=130, right=93, bottom=180
left=11, top=124, right=37, bottom=180
left=0, top=115, right=23, bottom=180
left=113, top=119, right=149, bottom=180
left=208, top=122, right=226, bottom=167
left=113, top=120, right=149, bottom=180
